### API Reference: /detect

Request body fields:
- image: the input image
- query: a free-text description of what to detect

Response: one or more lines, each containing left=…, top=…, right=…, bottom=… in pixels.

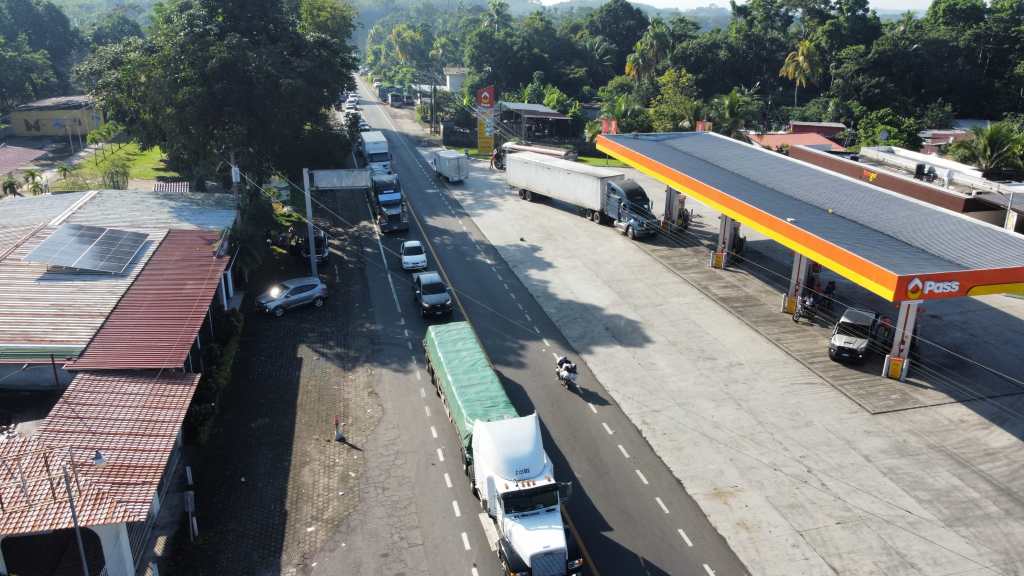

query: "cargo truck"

left=506, top=151, right=658, bottom=240
left=362, top=130, right=391, bottom=173
left=431, top=150, right=470, bottom=183
left=370, top=172, right=409, bottom=233
left=424, top=321, right=583, bottom=576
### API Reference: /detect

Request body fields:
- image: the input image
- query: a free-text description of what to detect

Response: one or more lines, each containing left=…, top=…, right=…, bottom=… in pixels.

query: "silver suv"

left=257, top=277, right=328, bottom=317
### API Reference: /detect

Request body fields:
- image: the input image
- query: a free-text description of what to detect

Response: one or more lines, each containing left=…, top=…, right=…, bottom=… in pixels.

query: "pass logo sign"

left=906, top=277, right=960, bottom=299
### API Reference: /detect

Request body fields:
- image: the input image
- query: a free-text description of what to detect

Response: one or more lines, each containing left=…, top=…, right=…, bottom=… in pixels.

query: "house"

left=11, top=96, right=102, bottom=138
left=444, top=67, right=467, bottom=93
left=789, top=120, right=846, bottom=139
left=747, top=132, right=845, bottom=153
left=0, top=189, right=238, bottom=576
left=497, top=102, right=575, bottom=144
left=918, top=128, right=972, bottom=155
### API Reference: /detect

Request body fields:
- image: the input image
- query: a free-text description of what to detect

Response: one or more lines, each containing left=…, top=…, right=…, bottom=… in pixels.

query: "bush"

left=182, top=310, right=244, bottom=446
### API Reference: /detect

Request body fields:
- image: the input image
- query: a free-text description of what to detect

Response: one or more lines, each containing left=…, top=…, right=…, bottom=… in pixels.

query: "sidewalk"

left=404, top=143, right=1024, bottom=575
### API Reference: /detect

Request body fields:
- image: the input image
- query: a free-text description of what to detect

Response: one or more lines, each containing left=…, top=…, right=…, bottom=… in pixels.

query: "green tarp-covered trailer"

left=424, top=321, right=518, bottom=466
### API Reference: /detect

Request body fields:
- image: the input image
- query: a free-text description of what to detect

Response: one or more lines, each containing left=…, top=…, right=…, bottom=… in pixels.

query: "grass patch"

left=577, top=155, right=628, bottom=168
left=76, top=142, right=180, bottom=181
left=452, top=147, right=491, bottom=159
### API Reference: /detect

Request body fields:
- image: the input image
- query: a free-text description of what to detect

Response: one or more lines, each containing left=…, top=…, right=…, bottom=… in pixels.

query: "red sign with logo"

left=476, top=86, right=495, bottom=108
left=601, top=118, right=619, bottom=135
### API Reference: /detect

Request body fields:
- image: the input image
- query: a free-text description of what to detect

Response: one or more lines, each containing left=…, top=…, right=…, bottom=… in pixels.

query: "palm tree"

left=625, top=19, right=672, bottom=87
left=22, top=168, right=43, bottom=195
left=484, top=0, right=509, bottom=33
left=56, top=163, right=72, bottom=180
left=949, top=122, right=1024, bottom=178
left=601, top=95, right=647, bottom=133
left=713, top=88, right=754, bottom=142
left=2, top=175, right=20, bottom=197
left=779, top=39, right=823, bottom=107
left=583, top=36, right=615, bottom=78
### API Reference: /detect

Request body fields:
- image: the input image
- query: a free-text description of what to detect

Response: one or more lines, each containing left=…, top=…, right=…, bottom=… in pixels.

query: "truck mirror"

left=558, top=482, right=573, bottom=501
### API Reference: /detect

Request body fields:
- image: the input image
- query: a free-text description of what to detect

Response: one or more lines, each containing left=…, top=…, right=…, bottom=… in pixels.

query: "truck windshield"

left=368, top=153, right=389, bottom=163
left=379, top=192, right=402, bottom=205
left=620, top=183, right=650, bottom=207
left=836, top=322, right=870, bottom=339
left=502, top=487, right=559, bottom=514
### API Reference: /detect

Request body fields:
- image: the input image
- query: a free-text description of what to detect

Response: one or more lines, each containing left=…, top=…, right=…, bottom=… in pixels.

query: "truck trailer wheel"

left=590, top=210, right=603, bottom=224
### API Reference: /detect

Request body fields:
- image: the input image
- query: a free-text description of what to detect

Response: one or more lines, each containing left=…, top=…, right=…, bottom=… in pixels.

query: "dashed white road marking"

left=703, top=563, right=715, bottom=576
left=444, top=473, right=453, bottom=488
left=334, top=264, right=340, bottom=282
left=678, top=529, right=693, bottom=547
left=618, top=444, right=630, bottom=459
left=636, top=470, right=649, bottom=485
left=543, top=338, right=551, bottom=347
left=517, top=303, right=524, bottom=311
left=452, top=500, right=462, bottom=518
left=656, top=497, right=670, bottom=514
left=525, top=313, right=533, bottom=322
left=602, top=422, right=614, bottom=435
left=437, top=448, right=445, bottom=462
left=403, top=328, right=409, bottom=338
left=533, top=325, right=540, bottom=334
left=420, top=387, right=426, bottom=398
left=503, top=283, right=509, bottom=290
left=424, top=406, right=431, bottom=417
left=472, top=568, right=480, bottom=576
left=407, top=341, right=413, bottom=351
left=416, top=370, right=422, bottom=381
left=430, top=425, right=438, bottom=439
left=588, top=403, right=597, bottom=414
left=496, top=273, right=503, bottom=281
left=510, top=293, right=517, bottom=300
left=552, top=352, right=560, bottom=360
left=478, top=513, right=499, bottom=551
left=461, top=532, right=471, bottom=551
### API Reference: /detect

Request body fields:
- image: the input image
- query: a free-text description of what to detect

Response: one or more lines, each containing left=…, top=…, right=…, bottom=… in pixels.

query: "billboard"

left=476, top=85, right=496, bottom=153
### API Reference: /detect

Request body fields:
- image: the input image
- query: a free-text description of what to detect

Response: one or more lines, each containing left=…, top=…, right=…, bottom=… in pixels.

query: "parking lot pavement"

left=192, top=193, right=381, bottom=575
left=428, top=152, right=1024, bottom=576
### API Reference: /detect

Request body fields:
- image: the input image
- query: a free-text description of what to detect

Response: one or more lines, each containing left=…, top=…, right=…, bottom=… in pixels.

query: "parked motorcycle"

left=792, top=294, right=818, bottom=323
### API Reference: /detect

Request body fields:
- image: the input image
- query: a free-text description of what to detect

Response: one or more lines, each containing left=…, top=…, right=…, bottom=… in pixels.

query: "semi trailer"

left=505, top=151, right=658, bottom=240
left=424, top=321, right=583, bottom=576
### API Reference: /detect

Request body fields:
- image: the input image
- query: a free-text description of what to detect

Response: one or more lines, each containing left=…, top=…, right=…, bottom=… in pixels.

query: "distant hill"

left=543, top=1, right=732, bottom=29
left=49, top=0, right=157, bottom=26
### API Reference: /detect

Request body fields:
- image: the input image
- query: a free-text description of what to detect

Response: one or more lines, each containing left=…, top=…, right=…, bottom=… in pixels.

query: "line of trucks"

left=425, top=321, right=584, bottom=576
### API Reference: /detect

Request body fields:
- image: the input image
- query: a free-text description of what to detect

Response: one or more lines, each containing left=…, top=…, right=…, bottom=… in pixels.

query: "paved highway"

left=351, top=79, right=750, bottom=576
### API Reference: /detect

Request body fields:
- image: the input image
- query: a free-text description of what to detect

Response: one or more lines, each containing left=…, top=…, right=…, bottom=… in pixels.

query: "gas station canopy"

left=598, top=132, right=1024, bottom=303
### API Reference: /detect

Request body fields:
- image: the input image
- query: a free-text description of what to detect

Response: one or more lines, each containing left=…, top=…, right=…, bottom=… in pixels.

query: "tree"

left=586, top=0, right=649, bottom=74
left=81, top=0, right=358, bottom=183
left=712, top=87, right=760, bottom=141
left=484, top=0, right=510, bottom=34
left=780, top=39, right=823, bottom=107
left=625, top=18, right=672, bottom=88
left=2, top=175, right=20, bottom=197
left=856, top=108, right=922, bottom=150
left=88, top=12, right=143, bottom=47
left=601, top=94, right=650, bottom=134
left=101, top=157, right=130, bottom=189
left=21, top=168, right=43, bottom=195
left=0, top=36, right=57, bottom=113
left=949, top=123, right=1024, bottom=178
left=56, top=163, right=72, bottom=180
left=650, top=68, right=700, bottom=132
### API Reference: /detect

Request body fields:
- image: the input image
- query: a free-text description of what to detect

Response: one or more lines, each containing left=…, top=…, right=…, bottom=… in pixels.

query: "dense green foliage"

left=364, top=0, right=1024, bottom=152
left=74, top=0, right=358, bottom=182
left=0, top=0, right=83, bottom=112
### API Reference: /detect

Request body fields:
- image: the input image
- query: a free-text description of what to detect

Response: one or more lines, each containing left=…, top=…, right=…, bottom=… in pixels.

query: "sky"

left=538, top=0, right=932, bottom=12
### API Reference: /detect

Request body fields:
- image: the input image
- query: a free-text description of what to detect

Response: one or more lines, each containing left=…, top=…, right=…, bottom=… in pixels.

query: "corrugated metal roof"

left=67, top=230, right=229, bottom=370
left=603, top=132, right=1024, bottom=275
left=0, top=227, right=162, bottom=361
left=14, top=95, right=95, bottom=112
left=65, top=190, right=237, bottom=232
left=748, top=132, right=845, bottom=151
left=0, top=371, right=199, bottom=535
left=0, top=191, right=88, bottom=230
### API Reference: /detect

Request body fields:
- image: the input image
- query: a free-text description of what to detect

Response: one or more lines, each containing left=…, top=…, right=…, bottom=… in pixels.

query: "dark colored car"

left=413, top=271, right=453, bottom=317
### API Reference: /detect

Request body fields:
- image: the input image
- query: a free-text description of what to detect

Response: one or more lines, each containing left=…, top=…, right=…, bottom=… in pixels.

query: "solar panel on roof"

left=24, top=224, right=148, bottom=274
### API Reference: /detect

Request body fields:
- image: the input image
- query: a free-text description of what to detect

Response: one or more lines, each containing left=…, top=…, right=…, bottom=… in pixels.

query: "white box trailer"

left=361, top=130, right=391, bottom=174
left=505, top=151, right=658, bottom=239
left=431, top=150, right=470, bottom=183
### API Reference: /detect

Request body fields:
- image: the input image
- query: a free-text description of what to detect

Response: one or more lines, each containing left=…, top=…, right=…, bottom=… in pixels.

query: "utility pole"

left=431, top=81, right=438, bottom=135
left=302, top=168, right=318, bottom=278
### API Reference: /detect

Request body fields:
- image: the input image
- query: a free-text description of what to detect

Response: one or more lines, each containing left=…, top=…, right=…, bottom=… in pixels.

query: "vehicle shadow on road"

left=498, top=373, right=673, bottom=576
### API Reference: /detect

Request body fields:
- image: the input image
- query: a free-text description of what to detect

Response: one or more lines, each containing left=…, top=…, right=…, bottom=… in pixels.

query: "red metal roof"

left=0, top=371, right=199, bottom=535
left=67, top=229, right=228, bottom=371
left=747, top=132, right=845, bottom=152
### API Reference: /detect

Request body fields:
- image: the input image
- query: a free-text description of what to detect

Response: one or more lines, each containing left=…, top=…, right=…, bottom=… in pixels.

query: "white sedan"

left=400, top=240, right=428, bottom=271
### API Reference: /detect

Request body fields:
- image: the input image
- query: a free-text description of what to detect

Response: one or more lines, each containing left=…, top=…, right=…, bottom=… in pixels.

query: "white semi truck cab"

left=473, top=414, right=583, bottom=576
